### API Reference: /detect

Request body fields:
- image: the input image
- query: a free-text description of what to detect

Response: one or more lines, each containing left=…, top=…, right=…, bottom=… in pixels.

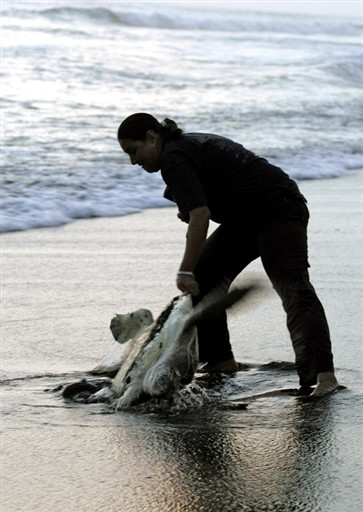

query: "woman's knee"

left=267, top=268, right=315, bottom=304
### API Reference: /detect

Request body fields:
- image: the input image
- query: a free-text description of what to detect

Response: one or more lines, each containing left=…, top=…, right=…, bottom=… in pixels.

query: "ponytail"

left=159, top=118, right=184, bottom=142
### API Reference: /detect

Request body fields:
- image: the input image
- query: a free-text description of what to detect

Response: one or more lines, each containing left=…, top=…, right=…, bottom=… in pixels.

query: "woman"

left=118, top=112, right=338, bottom=397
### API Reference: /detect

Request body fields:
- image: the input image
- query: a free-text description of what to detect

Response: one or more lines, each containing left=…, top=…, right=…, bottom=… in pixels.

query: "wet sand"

left=1, top=170, right=363, bottom=512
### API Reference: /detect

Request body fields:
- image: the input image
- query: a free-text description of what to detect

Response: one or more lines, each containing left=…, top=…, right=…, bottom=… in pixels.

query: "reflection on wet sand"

left=110, top=396, right=338, bottom=512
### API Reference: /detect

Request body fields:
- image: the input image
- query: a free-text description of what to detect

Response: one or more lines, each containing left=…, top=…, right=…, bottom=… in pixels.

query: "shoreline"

left=1, top=169, right=361, bottom=237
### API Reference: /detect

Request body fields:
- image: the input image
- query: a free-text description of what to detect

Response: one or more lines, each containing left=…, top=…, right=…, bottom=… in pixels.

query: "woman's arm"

left=176, top=206, right=210, bottom=296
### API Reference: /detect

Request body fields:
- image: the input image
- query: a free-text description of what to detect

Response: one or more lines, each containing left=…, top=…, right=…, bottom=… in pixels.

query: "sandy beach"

left=1, top=169, right=363, bottom=512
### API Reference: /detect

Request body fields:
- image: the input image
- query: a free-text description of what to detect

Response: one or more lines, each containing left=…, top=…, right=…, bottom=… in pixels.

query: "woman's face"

left=120, top=130, right=161, bottom=173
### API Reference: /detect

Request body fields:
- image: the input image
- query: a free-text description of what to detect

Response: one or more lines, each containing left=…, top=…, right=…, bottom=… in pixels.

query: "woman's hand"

left=176, top=274, right=200, bottom=296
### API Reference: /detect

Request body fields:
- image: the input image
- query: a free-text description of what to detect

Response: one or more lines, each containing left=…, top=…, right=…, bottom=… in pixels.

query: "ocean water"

left=1, top=0, right=363, bottom=232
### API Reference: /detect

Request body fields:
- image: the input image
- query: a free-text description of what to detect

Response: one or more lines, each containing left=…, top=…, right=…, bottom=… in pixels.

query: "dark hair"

left=117, top=113, right=183, bottom=143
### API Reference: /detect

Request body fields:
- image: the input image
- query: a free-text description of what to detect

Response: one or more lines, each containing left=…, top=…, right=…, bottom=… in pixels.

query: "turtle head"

left=143, top=365, right=181, bottom=397
left=110, top=308, right=153, bottom=343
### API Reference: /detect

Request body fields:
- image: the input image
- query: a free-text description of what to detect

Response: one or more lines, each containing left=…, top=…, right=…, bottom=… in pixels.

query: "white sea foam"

left=1, top=1, right=362, bottom=232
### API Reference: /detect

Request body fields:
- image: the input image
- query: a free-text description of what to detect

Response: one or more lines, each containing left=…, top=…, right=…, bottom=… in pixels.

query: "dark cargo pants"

left=193, top=195, right=334, bottom=387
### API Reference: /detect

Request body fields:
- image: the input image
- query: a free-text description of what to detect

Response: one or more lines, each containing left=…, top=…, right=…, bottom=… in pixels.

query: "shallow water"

left=1, top=365, right=361, bottom=512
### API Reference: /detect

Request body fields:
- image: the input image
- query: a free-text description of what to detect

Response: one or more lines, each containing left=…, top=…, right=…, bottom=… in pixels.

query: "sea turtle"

left=112, top=283, right=256, bottom=409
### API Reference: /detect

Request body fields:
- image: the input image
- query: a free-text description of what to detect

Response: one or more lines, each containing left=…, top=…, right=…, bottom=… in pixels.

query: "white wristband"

left=177, top=271, right=195, bottom=277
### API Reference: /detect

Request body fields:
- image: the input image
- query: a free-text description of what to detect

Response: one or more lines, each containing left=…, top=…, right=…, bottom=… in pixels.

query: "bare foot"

left=200, top=359, right=239, bottom=374
left=310, top=371, right=339, bottom=397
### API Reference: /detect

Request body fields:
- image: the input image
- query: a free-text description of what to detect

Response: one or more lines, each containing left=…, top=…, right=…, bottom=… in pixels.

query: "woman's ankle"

left=317, top=371, right=338, bottom=385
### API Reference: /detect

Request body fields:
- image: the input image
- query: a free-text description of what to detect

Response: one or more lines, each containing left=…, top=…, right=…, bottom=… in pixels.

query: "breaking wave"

left=5, top=4, right=363, bottom=36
